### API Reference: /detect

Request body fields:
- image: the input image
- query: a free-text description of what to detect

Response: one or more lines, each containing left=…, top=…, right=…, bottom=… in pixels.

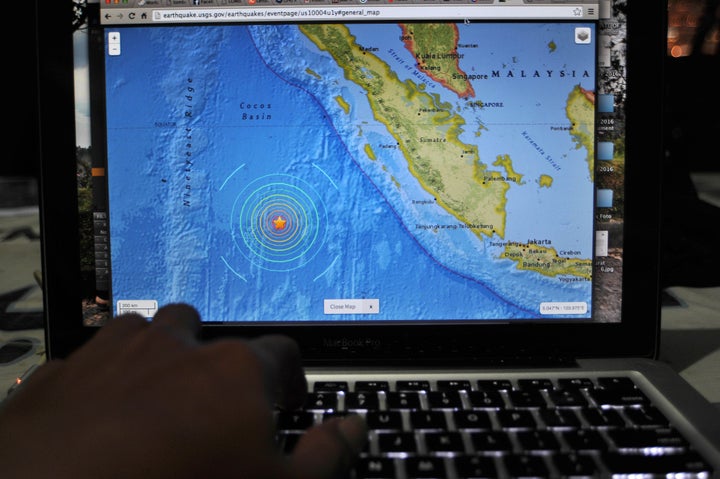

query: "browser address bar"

left=150, top=5, right=591, bottom=23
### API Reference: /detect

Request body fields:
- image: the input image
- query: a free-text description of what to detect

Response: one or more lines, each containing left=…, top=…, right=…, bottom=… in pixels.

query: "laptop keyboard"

left=276, top=375, right=714, bottom=478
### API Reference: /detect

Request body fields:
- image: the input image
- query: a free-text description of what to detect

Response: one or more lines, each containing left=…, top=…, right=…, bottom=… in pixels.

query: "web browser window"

left=75, top=0, right=630, bottom=325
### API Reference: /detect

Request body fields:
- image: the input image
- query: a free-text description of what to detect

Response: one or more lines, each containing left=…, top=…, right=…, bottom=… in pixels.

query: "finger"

left=150, top=303, right=202, bottom=341
left=247, top=335, right=307, bottom=409
left=69, top=313, right=149, bottom=360
left=62, top=305, right=200, bottom=379
left=287, top=415, right=367, bottom=479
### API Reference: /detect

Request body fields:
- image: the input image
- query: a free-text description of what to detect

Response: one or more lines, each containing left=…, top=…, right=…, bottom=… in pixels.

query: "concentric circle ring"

left=230, top=174, right=327, bottom=272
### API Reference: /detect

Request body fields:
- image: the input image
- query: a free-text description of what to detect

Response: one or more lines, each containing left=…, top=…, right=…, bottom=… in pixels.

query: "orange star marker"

left=272, top=215, right=287, bottom=231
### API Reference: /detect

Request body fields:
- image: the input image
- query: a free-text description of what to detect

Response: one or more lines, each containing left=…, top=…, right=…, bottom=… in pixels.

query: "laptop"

left=35, top=0, right=720, bottom=476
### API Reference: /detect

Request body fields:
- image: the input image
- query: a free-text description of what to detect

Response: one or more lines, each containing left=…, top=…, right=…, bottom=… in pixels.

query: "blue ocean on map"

left=104, top=22, right=595, bottom=322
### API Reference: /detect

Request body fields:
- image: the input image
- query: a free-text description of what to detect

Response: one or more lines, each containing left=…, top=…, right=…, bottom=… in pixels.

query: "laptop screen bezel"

left=36, top=0, right=665, bottom=363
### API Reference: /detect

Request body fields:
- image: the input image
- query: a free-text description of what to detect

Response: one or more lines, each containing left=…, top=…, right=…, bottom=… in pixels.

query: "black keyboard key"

left=516, top=430, right=561, bottom=451
left=355, top=457, right=397, bottom=478
left=397, top=380, right=430, bottom=391
left=367, top=411, right=403, bottom=430
left=624, top=405, right=670, bottom=427
left=607, top=427, right=689, bottom=451
left=539, top=408, right=581, bottom=428
left=469, top=431, right=513, bottom=452
left=504, top=454, right=549, bottom=477
left=517, top=378, right=554, bottom=390
left=437, top=380, right=471, bottom=391
left=477, top=379, right=512, bottom=391
left=453, top=455, right=497, bottom=478
left=581, top=406, right=625, bottom=427
left=453, top=410, right=492, bottom=430
left=547, top=388, right=588, bottom=407
left=601, top=451, right=712, bottom=476
left=424, top=432, right=465, bottom=453
left=496, top=409, right=537, bottom=429
left=597, top=377, right=636, bottom=390
left=557, top=377, right=594, bottom=390
left=553, top=452, right=599, bottom=476
left=387, top=391, right=422, bottom=410
left=276, top=411, right=315, bottom=430
left=427, top=390, right=463, bottom=409
left=467, top=390, right=505, bottom=409
left=405, top=456, right=447, bottom=478
left=588, top=387, right=649, bottom=406
left=378, top=432, right=418, bottom=453
left=563, top=429, right=609, bottom=451
left=507, top=389, right=548, bottom=408
left=346, top=392, right=381, bottom=411
left=304, top=392, right=338, bottom=411
left=356, top=381, right=390, bottom=392
left=313, top=381, right=348, bottom=392
left=410, top=410, right=447, bottom=430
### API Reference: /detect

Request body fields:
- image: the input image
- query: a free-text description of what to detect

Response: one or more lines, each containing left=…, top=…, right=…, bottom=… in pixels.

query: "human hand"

left=0, top=303, right=367, bottom=479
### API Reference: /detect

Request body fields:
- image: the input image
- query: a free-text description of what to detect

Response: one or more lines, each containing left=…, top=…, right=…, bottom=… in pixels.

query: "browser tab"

left=103, top=0, right=132, bottom=6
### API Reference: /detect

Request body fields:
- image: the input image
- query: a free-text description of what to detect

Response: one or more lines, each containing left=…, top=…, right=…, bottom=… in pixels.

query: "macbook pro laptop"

left=35, top=0, right=720, bottom=476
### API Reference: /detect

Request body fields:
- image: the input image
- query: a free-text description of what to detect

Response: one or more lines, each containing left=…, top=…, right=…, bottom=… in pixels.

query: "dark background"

left=663, top=0, right=720, bottom=288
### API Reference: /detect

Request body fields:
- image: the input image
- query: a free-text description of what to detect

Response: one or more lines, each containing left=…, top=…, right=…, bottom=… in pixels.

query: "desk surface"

left=660, top=285, right=720, bottom=405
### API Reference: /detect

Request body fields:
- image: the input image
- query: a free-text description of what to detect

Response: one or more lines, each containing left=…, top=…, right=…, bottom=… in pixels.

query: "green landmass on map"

left=300, top=24, right=594, bottom=282
left=539, top=174, right=554, bottom=188
left=500, top=242, right=592, bottom=280
left=299, top=23, right=510, bottom=240
left=399, top=23, right=476, bottom=99
left=566, top=86, right=595, bottom=180
left=305, top=67, right=322, bottom=80
left=335, top=95, right=351, bottom=114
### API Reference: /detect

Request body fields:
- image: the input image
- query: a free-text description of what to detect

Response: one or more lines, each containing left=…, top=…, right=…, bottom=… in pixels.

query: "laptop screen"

left=73, top=0, right=626, bottom=326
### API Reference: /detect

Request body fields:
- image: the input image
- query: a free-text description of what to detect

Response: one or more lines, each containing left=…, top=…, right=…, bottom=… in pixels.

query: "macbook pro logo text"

left=322, top=337, right=382, bottom=349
